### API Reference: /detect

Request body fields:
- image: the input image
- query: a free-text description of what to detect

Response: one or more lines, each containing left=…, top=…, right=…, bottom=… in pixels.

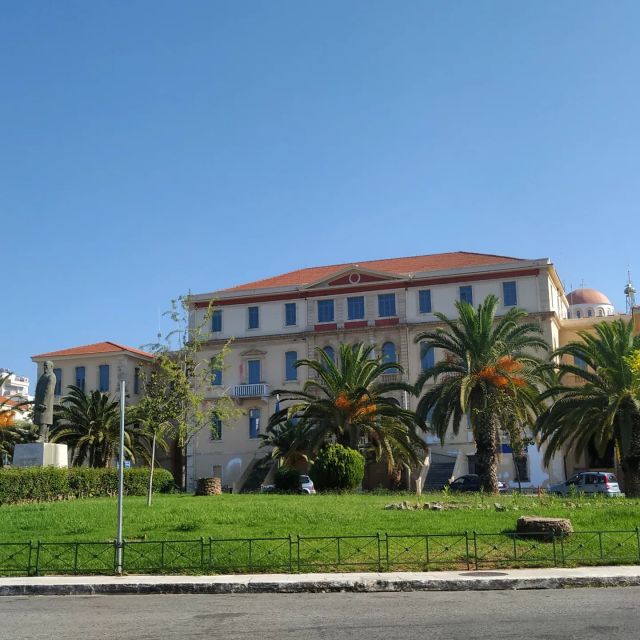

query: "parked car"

left=260, top=475, right=316, bottom=494
left=549, top=472, right=622, bottom=497
left=448, top=474, right=508, bottom=493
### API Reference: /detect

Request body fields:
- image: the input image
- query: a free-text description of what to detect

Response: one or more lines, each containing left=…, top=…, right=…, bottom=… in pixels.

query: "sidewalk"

left=2, top=566, right=640, bottom=596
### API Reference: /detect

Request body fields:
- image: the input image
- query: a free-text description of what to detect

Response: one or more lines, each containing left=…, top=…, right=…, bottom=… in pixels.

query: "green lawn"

left=2, top=492, right=640, bottom=543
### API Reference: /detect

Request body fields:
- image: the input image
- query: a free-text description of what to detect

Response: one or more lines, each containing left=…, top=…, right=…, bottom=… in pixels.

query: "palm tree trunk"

left=621, top=456, right=640, bottom=497
left=147, top=432, right=157, bottom=507
left=474, top=413, right=500, bottom=494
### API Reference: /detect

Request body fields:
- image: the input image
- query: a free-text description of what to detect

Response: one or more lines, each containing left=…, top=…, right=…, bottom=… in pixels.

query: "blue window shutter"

left=347, top=296, right=365, bottom=320
left=53, top=368, right=62, bottom=395
left=212, top=310, right=222, bottom=332
left=419, top=290, right=432, bottom=314
left=420, top=343, right=435, bottom=371
left=503, top=281, right=517, bottom=306
left=381, top=342, right=398, bottom=373
left=75, top=366, right=85, bottom=392
left=285, top=303, right=297, bottom=326
left=248, top=360, right=261, bottom=384
left=285, top=351, right=298, bottom=380
left=211, top=358, right=223, bottom=386
left=378, top=294, right=396, bottom=317
left=317, top=300, right=334, bottom=323
left=249, top=408, right=261, bottom=438
left=574, top=355, right=588, bottom=371
left=133, top=367, right=140, bottom=394
left=459, top=286, right=473, bottom=306
left=99, top=365, right=109, bottom=392
left=248, top=306, right=259, bottom=329
left=211, top=418, right=223, bottom=440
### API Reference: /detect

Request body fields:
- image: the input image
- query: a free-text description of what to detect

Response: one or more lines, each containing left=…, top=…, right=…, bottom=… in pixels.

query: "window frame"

left=377, top=293, right=396, bottom=318
left=285, top=350, right=298, bottom=381
left=284, top=302, right=297, bottom=327
left=317, top=299, right=335, bottom=323
left=459, top=285, right=473, bottom=306
left=75, top=366, right=85, bottom=393
left=247, top=306, right=260, bottom=330
left=98, top=365, right=110, bottom=393
left=211, top=309, right=223, bottom=333
left=249, top=407, right=261, bottom=439
left=418, top=289, right=432, bottom=314
left=53, top=368, right=62, bottom=396
left=347, top=296, right=365, bottom=321
left=502, top=281, right=517, bottom=307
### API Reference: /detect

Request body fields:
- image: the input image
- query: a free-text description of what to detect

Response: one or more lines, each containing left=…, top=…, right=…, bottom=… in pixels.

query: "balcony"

left=232, top=383, right=270, bottom=399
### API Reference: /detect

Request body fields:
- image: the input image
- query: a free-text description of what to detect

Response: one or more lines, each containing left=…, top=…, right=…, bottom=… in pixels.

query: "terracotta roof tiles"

left=32, top=342, right=154, bottom=360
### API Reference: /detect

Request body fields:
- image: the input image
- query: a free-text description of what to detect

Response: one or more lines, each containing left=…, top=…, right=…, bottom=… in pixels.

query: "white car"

left=549, top=472, right=622, bottom=497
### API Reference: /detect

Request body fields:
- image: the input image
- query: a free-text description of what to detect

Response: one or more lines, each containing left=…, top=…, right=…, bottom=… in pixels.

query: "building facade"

left=188, top=251, right=574, bottom=492
left=0, top=369, right=32, bottom=400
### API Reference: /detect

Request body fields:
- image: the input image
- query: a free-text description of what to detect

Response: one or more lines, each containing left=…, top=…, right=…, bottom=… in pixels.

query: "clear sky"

left=3, top=1, right=639, bottom=388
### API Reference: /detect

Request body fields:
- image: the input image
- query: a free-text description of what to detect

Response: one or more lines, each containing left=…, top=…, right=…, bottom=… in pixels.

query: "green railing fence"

left=1, top=529, right=639, bottom=576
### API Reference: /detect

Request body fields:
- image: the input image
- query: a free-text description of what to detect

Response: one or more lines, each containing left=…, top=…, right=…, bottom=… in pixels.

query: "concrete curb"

left=3, top=567, right=640, bottom=596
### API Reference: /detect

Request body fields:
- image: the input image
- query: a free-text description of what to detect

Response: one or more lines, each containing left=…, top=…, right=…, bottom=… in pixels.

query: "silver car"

left=299, top=475, right=316, bottom=494
left=549, top=471, right=622, bottom=497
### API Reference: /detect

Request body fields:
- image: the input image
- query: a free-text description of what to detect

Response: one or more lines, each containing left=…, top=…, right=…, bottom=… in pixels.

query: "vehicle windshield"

left=300, top=476, right=310, bottom=483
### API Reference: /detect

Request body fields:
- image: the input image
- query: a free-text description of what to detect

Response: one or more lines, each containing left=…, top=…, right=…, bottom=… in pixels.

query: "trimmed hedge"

left=310, top=444, right=365, bottom=491
left=0, top=467, right=175, bottom=505
left=274, top=466, right=301, bottom=492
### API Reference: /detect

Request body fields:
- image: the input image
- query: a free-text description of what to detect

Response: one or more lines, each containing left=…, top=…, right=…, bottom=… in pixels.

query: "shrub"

left=0, top=467, right=175, bottom=505
left=310, top=444, right=365, bottom=491
left=274, top=466, right=301, bottom=492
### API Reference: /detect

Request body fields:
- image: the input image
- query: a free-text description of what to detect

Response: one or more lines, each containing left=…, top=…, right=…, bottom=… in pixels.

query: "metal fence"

left=1, top=529, right=639, bottom=576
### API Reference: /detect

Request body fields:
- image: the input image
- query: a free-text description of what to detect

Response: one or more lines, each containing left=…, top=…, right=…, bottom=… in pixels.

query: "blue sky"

left=3, top=1, right=639, bottom=387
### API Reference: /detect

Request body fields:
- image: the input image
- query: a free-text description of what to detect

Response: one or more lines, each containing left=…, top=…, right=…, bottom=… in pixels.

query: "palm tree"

left=51, top=386, right=151, bottom=467
left=269, top=344, right=422, bottom=468
left=0, top=373, right=35, bottom=466
left=536, top=319, right=640, bottom=497
left=259, top=418, right=311, bottom=467
left=414, top=294, right=548, bottom=493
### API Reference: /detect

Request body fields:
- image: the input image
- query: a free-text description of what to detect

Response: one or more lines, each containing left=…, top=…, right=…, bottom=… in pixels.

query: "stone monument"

left=13, top=361, right=68, bottom=468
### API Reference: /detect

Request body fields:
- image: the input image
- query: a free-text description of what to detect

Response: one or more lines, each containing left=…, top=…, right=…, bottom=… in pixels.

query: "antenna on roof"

left=580, top=278, right=585, bottom=289
left=624, top=268, right=636, bottom=314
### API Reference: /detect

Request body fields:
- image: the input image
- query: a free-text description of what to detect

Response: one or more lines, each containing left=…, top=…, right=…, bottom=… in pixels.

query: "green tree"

left=414, top=294, right=548, bottom=493
left=536, top=318, right=640, bottom=497
left=259, top=418, right=311, bottom=468
left=50, top=386, right=151, bottom=467
left=310, top=443, right=365, bottom=491
left=141, top=295, right=236, bottom=490
left=269, top=343, right=423, bottom=469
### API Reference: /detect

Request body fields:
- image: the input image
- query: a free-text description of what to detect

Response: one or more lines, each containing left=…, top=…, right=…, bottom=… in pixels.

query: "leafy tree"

left=269, top=344, right=423, bottom=469
left=141, top=295, right=236, bottom=490
left=259, top=418, right=311, bottom=468
left=536, top=319, right=640, bottom=496
left=414, top=294, right=548, bottom=493
left=310, top=443, right=365, bottom=491
left=0, top=373, right=35, bottom=466
left=273, top=466, right=301, bottom=492
left=50, top=386, right=152, bottom=467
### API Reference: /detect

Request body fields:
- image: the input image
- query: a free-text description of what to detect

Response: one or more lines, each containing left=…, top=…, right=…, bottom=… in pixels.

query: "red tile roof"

left=32, top=342, right=154, bottom=360
left=222, top=251, right=527, bottom=292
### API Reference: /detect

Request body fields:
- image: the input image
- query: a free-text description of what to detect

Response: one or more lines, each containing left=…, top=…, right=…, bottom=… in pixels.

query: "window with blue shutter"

left=99, top=365, right=109, bottom=392
left=211, top=309, right=222, bottom=332
left=419, top=290, right=432, bottom=314
left=249, top=408, right=261, bottom=438
left=53, top=368, right=62, bottom=395
left=285, top=303, right=297, bottom=326
left=459, top=286, right=473, bottom=306
left=248, top=306, right=259, bottom=329
left=285, top=351, right=298, bottom=380
left=248, top=359, right=261, bottom=384
left=574, top=355, right=588, bottom=371
left=420, top=343, right=435, bottom=371
left=317, top=299, right=334, bottom=323
left=322, top=346, right=335, bottom=366
left=503, top=281, right=517, bottom=307
left=133, top=367, right=140, bottom=394
left=211, top=417, right=223, bottom=440
left=347, top=296, right=365, bottom=320
left=75, top=366, right=85, bottom=392
left=381, top=342, right=398, bottom=373
left=211, top=358, right=223, bottom=386
left=378, top=294, right=396, bottom=317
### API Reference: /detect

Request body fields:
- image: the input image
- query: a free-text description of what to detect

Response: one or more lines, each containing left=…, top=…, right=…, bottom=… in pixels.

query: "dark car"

left=448, top=474, right=507, bottom=493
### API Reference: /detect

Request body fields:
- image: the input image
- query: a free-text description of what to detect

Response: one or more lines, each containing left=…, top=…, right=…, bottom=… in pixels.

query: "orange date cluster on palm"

left=335, top=392, right=377, bottom=420
left=0, top=412, right=15, bottom=428
left=478, top=356, right=525, bottom=389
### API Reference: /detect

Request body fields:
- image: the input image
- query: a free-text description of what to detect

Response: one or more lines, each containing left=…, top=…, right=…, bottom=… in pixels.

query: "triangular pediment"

left=240, top=348, right=267, bottom=357
left=305, top=266, right=405, bottom=290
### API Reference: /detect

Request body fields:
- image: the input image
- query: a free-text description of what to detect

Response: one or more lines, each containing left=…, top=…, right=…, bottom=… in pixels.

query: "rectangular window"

left=378, top=293, right=396, bottom=317
left=420, top=343, right=435, bottom=371
left=212, top=357, right=223, bottom=386
left=248, top=306, right=259, bottom=329
left=211, top=309, right=222, bottom=332
left=75, top=366, right=85, bottom=392
left=514, top=455, right=530, bottom=482
left=285, top=303, right=297, bottom=326
left=99, top=365, right=109, bottom=392
left=247, top=359, right=261, bottom=384
left=347, top=296, right=365, bottom=320
left=317, top=299, right=334, bottom=323
left=249, top=408, right=261, bottom=439
left=503, top=281, right=517, bottom=307
left=459, top=285, right=473, bottom=306
left=133, top=367, right=140, bottom=394
left=211, top=418, right=222, bottom=441
left=285, top=351, right=298, bottom=380
left=53, top=368, right=62, bottom=395
left=574, top=355, right=588, bottom=371
left=418, top=290, right=432, bottom=314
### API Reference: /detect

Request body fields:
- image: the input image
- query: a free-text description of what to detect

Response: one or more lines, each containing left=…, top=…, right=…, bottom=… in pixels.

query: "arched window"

left=381, top=342, right=398, bottom=373
left=567, top=311, right=572, bottom=319
left=587, top=309, right=593, bottom=317
left=322, top=346, right=335, bottom=364
left=597, top=308, right=604, bottom=317
left=576, top=310, right=582, bottom=319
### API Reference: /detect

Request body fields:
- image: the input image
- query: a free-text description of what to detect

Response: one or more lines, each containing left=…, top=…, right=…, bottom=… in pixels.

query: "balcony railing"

left=232, top=383, right=270, bottom=399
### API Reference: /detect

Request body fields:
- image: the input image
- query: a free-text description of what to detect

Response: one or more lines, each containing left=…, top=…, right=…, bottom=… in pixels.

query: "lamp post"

left=116, top=380, right=125, bottom=574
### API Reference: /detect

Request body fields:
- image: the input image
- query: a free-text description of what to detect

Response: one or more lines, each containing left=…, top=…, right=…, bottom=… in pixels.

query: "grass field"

left=2, top=492, right=640, bottom=543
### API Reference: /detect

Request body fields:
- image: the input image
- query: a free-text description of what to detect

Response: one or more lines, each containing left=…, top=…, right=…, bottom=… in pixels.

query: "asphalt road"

left=1, top=588, right=638, bottom=640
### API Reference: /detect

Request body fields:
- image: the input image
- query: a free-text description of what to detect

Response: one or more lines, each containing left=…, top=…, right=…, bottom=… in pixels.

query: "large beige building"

left=188, top=251, right=591, bottom=492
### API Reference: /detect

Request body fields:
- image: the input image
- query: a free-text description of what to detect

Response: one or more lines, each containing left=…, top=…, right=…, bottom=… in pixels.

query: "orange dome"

left=566, top=288, right=612, bottom=306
